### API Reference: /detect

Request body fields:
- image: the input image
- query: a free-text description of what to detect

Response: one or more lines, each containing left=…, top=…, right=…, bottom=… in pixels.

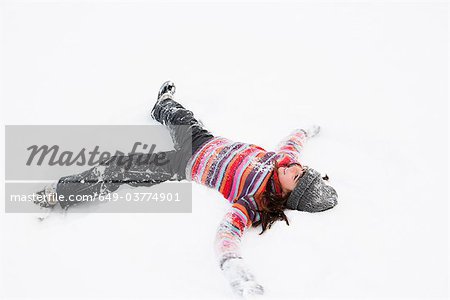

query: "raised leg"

left=150, top=82, right=214, bottom=156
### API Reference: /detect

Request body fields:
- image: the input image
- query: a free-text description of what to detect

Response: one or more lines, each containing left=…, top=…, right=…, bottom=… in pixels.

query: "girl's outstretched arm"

left=275, top=125, right=321, bottom=160
left=214, top=200, right=264, bottom=297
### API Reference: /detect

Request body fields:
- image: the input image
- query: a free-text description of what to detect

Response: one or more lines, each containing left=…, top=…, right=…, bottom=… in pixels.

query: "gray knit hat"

left=286, top=167, right=338, bottom=212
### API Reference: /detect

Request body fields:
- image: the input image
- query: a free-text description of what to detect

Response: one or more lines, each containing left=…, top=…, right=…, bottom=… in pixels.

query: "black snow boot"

left=33, top=183, right=58, bottom=208
left=157, top=80, right=176, bottom=100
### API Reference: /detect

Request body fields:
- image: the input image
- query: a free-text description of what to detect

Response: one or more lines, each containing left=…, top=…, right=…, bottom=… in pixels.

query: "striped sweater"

left=185, top=129, right=310, bottom=268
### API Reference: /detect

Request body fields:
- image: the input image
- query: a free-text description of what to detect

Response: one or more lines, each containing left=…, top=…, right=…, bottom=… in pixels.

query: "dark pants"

left=56, top=98, right=214, bottom=209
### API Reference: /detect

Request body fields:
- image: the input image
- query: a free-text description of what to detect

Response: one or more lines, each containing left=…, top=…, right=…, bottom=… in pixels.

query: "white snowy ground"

left=0, top=1, right=448, bottom=299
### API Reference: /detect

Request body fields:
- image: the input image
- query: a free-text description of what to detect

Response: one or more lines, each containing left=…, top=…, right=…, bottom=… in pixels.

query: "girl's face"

left=277, top=163, right=304, bottom=197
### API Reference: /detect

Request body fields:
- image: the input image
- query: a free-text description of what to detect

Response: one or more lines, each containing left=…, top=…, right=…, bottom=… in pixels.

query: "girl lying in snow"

left=35, top=81, right=338, bottom=297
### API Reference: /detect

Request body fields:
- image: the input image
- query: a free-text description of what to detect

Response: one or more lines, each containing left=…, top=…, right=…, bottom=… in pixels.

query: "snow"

left=0, top=1, right=448, bottom=299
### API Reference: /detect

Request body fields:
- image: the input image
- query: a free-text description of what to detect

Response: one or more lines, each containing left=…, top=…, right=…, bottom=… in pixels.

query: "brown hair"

left=251, top=164, right=290, bottom=235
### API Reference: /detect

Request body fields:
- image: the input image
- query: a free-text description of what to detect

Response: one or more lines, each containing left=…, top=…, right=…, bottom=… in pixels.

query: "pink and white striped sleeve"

left=214, top=201, right=251, bottom=269
left=214, top=200, right=264, bottom=296
left=275, top=128, right=309, bottom=161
